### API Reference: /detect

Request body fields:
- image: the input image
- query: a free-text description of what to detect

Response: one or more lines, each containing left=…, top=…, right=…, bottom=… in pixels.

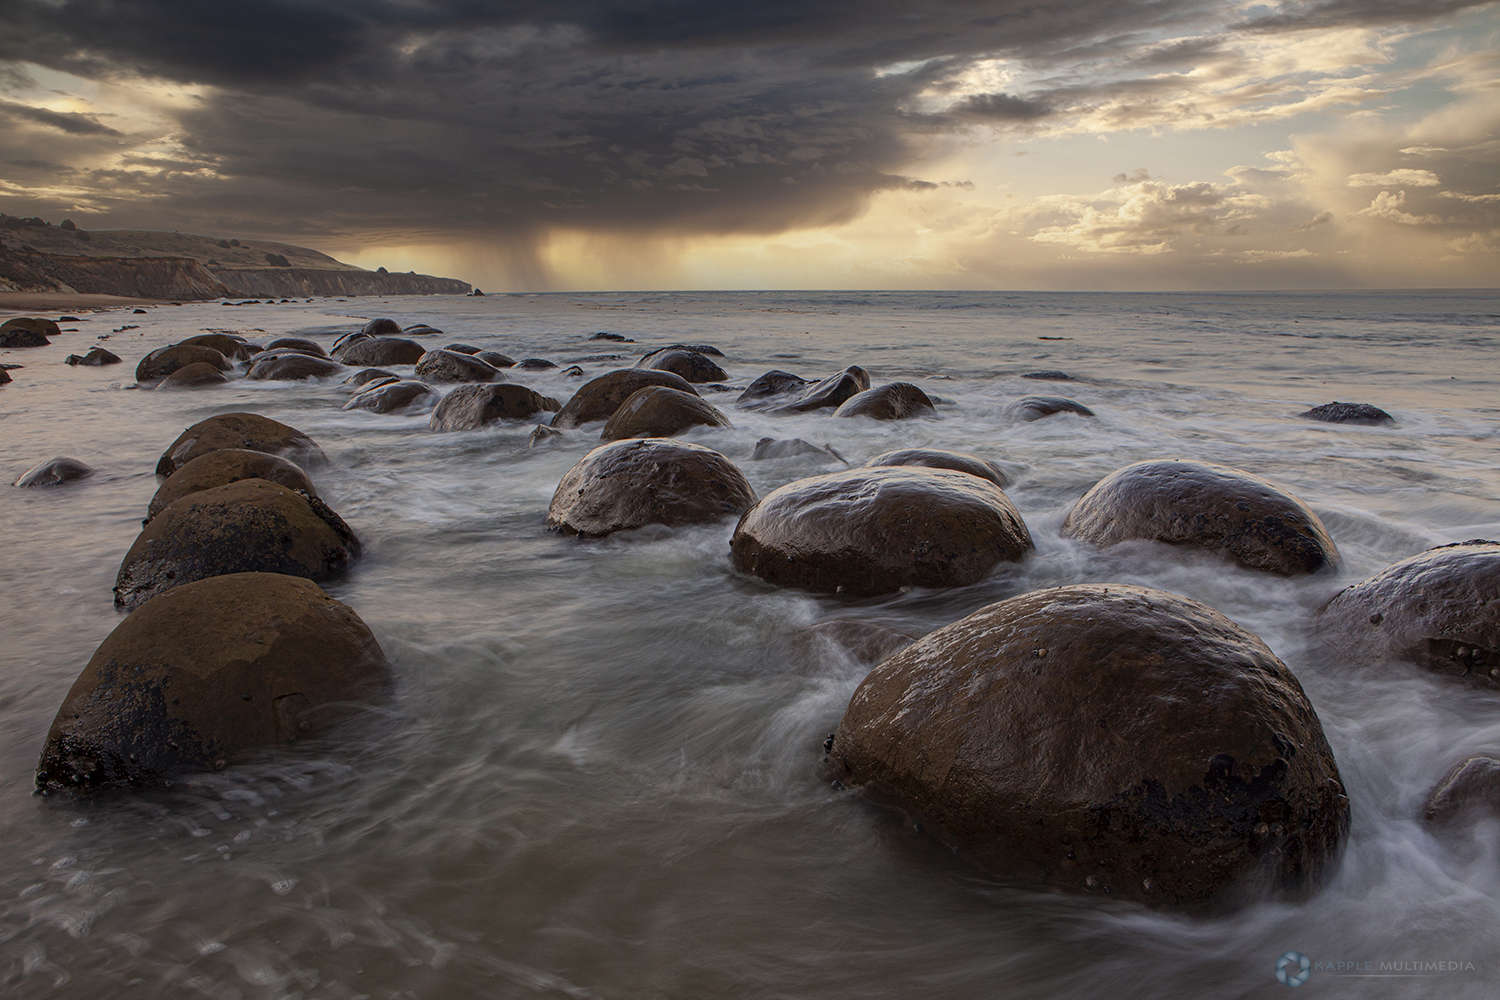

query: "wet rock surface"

left=1424, top=755, right=1500, bottom=824
left=737, top=370, right=810, bottom=403
left=752, top=437, right=842, bottom=461
left=177, top=333, right=257, bottom=360
left=1317, top=540, right=1500, bottom=686
left=360, top=318, right=403, bottom=337
left=516, top=358, right=557, bottom=370
left=0, top=317, right=56, bottom=347
left=158, top=362, right=230, bottom=388
left=262, top=337, right=328, bottom=357
left=337, top=337, right=426, bottom=367
left=636, top=348, right=728, bottom=383
left=1300, top=402, right=1393, bottom=425
left=865, top=448, right=1008, bottom=489
left=344, top=379, right=438, bottom=415
left=475, top=351, right=516, bottom=368
left=136, top=344, right=231, bottom=382
left=600, top=386, right=731, bottom=440
left=1009, top=395, right=1095, bottom=421
left=833, top=382, right=936, bottom=420
left=36, top=573, right=390, bottom=792
left=547, top=438, right=756, bottom=537
left=148, top=449, right=316, bottom=522
left=14, top=456, right=94, bottom=487
left=826, top=584, right=1350, bottom=908
left=65, top=347, right=122, bottom=366
left=246, top=351, right=343, bottom=381
left=345, top=367, right=398, bottom=387
left=798, top=619, right=917, bottom=664
left=1022, top=370, right=1076, bottom=381
left=772, top=366, right=870, bottom=414
left=1062, top=460, right=1339, bottom=576
left=552, top=369, right=699, bottom=428
left=155, top=412, right=325, bottom=477
left=429, top=383, right=561, bottom=430
left=414, top=349, right=503, bottom=383
left=114, top=478, right=359, bottom=609
left=731, top=466, right=1033, bottom=596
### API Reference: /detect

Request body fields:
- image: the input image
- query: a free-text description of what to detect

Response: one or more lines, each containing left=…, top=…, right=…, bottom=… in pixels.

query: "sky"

left=0, top=0, right=1496, bottom=291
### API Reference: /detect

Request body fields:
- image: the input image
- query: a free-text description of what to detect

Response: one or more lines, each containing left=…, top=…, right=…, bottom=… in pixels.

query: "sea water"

left=2, top=289, right=1499, bottom=999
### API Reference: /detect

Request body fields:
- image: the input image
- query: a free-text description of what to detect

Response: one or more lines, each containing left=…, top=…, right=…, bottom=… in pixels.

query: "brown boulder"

left=1425, top=755, right=1500, bottom=824
left=1, top=317, right=60, bottom=345
left=147, top=449, right=316, bottom=522
left=636, top=348, right=727, bottom=383
left=155, top=412, right=325, bottom=477
left=833, top=382, right=936, bottom=420
left=361, top=318, right=403, bottom=337
left=246, top=351, right=343, bottom=381
left=865, top=448, right=1008, bottom=489
left=345, top=367, right=398, bottom=387
left=114, top=478, right=359, bottom=609
left=428, top=383, right=561, bottom=430
left=36, top=572, right=389, bottom=791
left=177, top=334, right=257, bottom=361
left=1009, top=395, right=1095, bottom=421
left=553, top=369, right=699, bottom=428
left=547, top=438, right=755, bottom=537
left=0, top=367, right=9, bottom=385
left=414, top=349, right=502, bottom=383
left=826, top=584, right=1350, bottom=908
left=263, top=336, right=327, bottom=357
left=14, top=456, right=94, bottom=487
left=475, top=350, right=516, bottom=368
left=730, top=467, right=1033, bottom=596
left=64, top=347, right=122, bottom=366
left=136, top=344, right=232, bottom=382
left=772, top=366, right=870, bottom=414
left=157, top=362, right=230, bottom=388
left=442, top=343, right=482, bottom=354
left=1061, top=460, right=1338, bottom=576
left=738, top=370, right=810, bottom=404
left=600, top=386, right=731, bottom=440
left=1300, top=402, right=1392, bottom=425
left=338, top=337, right=426, bottom=366
left=344, top=378, right=439, bottom=415
left=1316, top=540, right=1500, bottom=686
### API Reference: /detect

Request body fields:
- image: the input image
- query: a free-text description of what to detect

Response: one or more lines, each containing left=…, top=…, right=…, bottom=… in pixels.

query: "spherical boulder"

left=338, top=337, right=426, bottom=367
left=731, top=467, right=1033, bottom=596
left=147, top=449, right=316, bottom=522
left=37, top=572, right=390, bottom=791
left=136, top=344, right=232, bottom=382
left=414, top=349, right=502, bottom=383
left=65, top=347, right=122, bottom=366
left=428, top=382, right=560, bottom=430
left=772, top=366, right=870, bottom=414
left=738, top=370, right=810, bottom=403
left=826, top=584, right=1350, bottom=907
left=246, top=351, right=342, bottom=381
left=865, top=448, right=1008, bottom=489
left=157, top=362, right=230, bottom=389
left=1009, top=395, right=1095, bottom=421
left=361, top=318, right=403, bottom=337
left=1061, top=460, right=1338, bottom=576
left=344, top=378, right=438, bottom=415
left=833, top=382, right=936, bottom=420
left=1300, top=402, right=1393, bottom=425
left=553, top=369, right=699, bottom=428
left=1317, top=541, right=1500, bottom=686
left=14, top=456, right=94, bottom=487
left=177, top=333, right=257, bottom=361
left=330, top=330, right=372, bottom=355
left=1424, top=755, right=1500, bottom=825
left=547, top=438, right=755, bottom=537
left=156, top=412, right=325, bottom=477
left=636, top=348, right=727, bottom=383
left=261, top=337, right=327, bottom=357
left=344, top=367, right=398, bottom=387
left=114, top=478, right=359, bottom=609
left=600, top=386, right=731, bottom=440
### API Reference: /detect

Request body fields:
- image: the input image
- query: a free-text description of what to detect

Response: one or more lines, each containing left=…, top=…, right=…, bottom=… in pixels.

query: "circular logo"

left=1276, top=951, right=1312, bottom=987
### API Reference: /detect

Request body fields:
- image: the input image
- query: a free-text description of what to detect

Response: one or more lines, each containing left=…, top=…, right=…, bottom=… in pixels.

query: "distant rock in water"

left=0, top=317, right=55, bottom=347
left=589, top=332, right=633, bottom=342
left=155, top=412, right=325, bottom=477
left=246, top=352, right=342, bottom=381
left=344, top=379, right=438, bottom=415
left=1008, top=395, right=1094, bottom=421
left=344, top=367, right=398, bottom=387
left=1300, top=402, right=1393, bottom=425
left=751, top=437, right=842, bottom=461
left=414, top=349, right=503, bottom=383
left=157, top=362, right=230, bottom=389
left=442, top=343, right=482, bottom=355
left=547, top=439, right=755, bottom=537
left=361, top=318, right=402, bottom=337
left=65, top=347, right=121, bottom=366
left=1021, top=370, right=1076, bottom=381
left=772, top=366, right=870, bottom=414
left=338, top=337, right=426, bottom=367
left=636, top=348, right=727, bottom=383
left=14, top=456, right=94, bottom=487
left=516, top=358, right=558, bottom=370
left=177, top=333, right=256, bottom=360
left=136, top=344, right=232, bottom=382
left=263, top=336, right=327, bottom=357
left=475, top=351, right=516, bottom=369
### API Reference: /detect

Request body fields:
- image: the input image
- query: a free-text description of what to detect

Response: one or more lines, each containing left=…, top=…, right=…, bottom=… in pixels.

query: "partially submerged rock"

left=343, top=379, right=438, bottom=415
left=246, top=351, right=342, bottom=381
left=428, top=383, right=561, bottom=430
left=1425, top=755, right=1500, bottom=825
left=65, top=347, right=122, bottom=366
left=14, top=456, right=94, bottom=487
left=636, top=348, right=727, bottom=383
left=262, top=337, right=328, bottom=357
left=37, top=573, right=390, bottom=791
left=475, top=350, right=516, bottom=369
left=833, top=382, right=936, bottom=420
left=600, top=386, right=731, bottom=440
left=773, top=366, right=870, bottom=414
left=1062, top=460, right=1338, bottom=576
left=148, top=449, right=316, bottom=522
left=158, top=362, right=230, bottom=388
left=1021, top=370, right=1076, bottom=381
left=865, top=448, right=1008, bottom=489
left=136, top=344, right=232, bottom=383
left=1009, top=395, right=1094, bottom=421
left=731, top=467, right=1033, bottom=596
left=360, top=318, right=403, bottom=337
left=547, top=438, right=755, bottom=536
left=752, top=437, right=842, bottom=461
left=337, top=337, right=426, bottom=367
left=1, top=317, right=60, bottom=346
left=516, top=358, right=557, bottom=370
left=177, top=334, right=257, bottom=361
left=344, top=367, right=398, bottom=387
left=826, top=584, right=1350, bottom=908
left=414, top=349, right=503, bottom=383
left=155, top=412, right=325, bottom=477
left=737, top=370, right=810, bottom=403
left=552, top=369, right=699, bottom=429
left=1300, top=402, right=1393, bottom=425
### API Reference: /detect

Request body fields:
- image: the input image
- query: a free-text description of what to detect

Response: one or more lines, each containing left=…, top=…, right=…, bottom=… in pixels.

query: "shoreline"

left=0, top=291, right=177, bottom=311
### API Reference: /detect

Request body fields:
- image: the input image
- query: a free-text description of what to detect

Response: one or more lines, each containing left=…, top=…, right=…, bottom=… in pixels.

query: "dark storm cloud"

left=946, top=92, right=1054, bottom=122
left=0, top=98, right=121, bottom=136
left=1236, top=0, right=1497, bottom=31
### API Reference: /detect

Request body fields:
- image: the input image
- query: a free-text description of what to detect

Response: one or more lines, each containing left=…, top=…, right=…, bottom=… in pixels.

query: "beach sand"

left=0, top=291, right=176, bottom=311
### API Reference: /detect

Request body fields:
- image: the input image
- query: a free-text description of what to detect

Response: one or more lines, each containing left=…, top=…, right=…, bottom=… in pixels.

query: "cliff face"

left=213, top=267, right=470, bottom=297
left=0, top=247, right=231, bottom=299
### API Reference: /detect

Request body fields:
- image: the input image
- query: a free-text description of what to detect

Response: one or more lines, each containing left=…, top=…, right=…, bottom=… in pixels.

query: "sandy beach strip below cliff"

left=0, top=291, right=176, bottom=312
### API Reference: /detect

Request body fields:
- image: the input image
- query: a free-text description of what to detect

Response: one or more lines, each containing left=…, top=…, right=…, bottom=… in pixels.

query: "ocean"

left=3, top=289, right=1499, bottom=998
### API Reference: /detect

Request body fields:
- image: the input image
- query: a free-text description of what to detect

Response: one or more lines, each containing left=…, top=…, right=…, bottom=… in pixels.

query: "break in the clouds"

left=0, top=0, right=1496, bottom=288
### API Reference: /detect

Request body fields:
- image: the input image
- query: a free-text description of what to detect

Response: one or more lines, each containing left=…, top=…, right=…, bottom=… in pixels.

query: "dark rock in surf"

left=344, top=367, right=398, bottom=387
left=589, top=332, right=633, bottom=342
left=865, top=448, right=1009, bottom=489
left=330, top=330, right=371, bottom=356
left=772, top=366, right=870, bottom=414
left=752, top=437, right=842, bottom=461
left=177, top=333, right=257, bottom=361
left=1009, top=395, right=1094, bottom=421
left=429, top=383, right=561, bottom=430
left=1425, top=755, right=1500, bottom=825
left=731, top=467, right=1032, bottom=597
left=1300, top=402, right=1393, bottom=425
left=562, top=365, right=585, bottom=377
left=246, top=352, right=342, bottom=381
left=65, top=347, right=121, bottom=366
left=547, top=438, right=754, bottom=537
left=361, top=318, right=403, bottom=337
left=553, top=369, right=699, bottom=429
left=155, top=412, right=325, bottom=477
left=136, top=344, right=231, bottom=383
left=442, top=343, right=482, bottom=354
left=516, top=358, right=557, bottom=370
left=114, top=478, right=359, bottom=609
left=36, top=572, right=389, bottom=792
left=148, top=449, right=316, bottom=522
left=157, top=362, right=230, bottom=389
left=527, top=424, right=565, bottom=448
left=738, top=370, right=810, bottom=403
left=1061, top=460, right=1338, bottom=576
left=403, top=323, right=443, bottom=337
left=338, top=337, right=426, bottom=367
left=1, top=317, right=59, bottom=346
left=1316, top=540, right=1500, bottom=686
left=14, top=456, right=94, bottom=487
left=475, top=350, right=515, bottom=369
left=1021, top=370, right=1076, bottom=381
left=0, top=368, right=9, bottom=385
left=600, top=386, right=730, bottom=440
left=262, top=337, right=327, bottom=357
left=414, top=349, right=502, bottom=383
left=636, top=348, right=727, bottom=383
left=344, top=379, right=438, bottom=415
left=798, top=619, right=916, bottom=664
left=833, top=383, right=936, bottom=420
left=826, top=584, right=1350, bottom=908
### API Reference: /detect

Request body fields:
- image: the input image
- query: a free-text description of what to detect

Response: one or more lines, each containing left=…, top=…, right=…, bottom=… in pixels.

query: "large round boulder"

left=772, top=366, right=870, bottom=414
left=361, top=317, right=403, bottom=337
left=136, top=344, right=232, bottom=382
left=428, top=383, right=560, bottom=430
left=1317, top=540, right=1500, bottom=686
left=263, top=337, right=327, bottom=357
left=731, top=467, right=1033, bottom=596
left=1061, top=460, right=1338, bottom=576
left=36, top=572, right=390, bottom=792
left=865, top=448, right=1008, bottom=489
left=114, top=479, right=359, bottom=609
left=826, top=584, right=1350, bottom=907
left=338, top=337, right=426, bottom=367
left=148, top=449, right=316, bottom=522
left=156, top=412, right=325, bottom=477
left=1, top=316, right=60, bottom=345
left=833, top=382, right=936, bottom=420
left=344, top=379, right=439, bottom=415
left=600, top=386, right=731, bottom=440
left=14, top=456, right=94, bottom=487
left=547, top=439, right=756, bottom=537
left=246, top=351, right=342, bottom=381
left=636, top=348, right=727, bottom=383
left=344, top=367, right=398, bottom=387
left=414, top=349, right=502, bottom=383
left=552, top=369, right=699, bottom=428
left=177, top=333, right=257, bottom=361
left=157, top=362, right=230, bottom=389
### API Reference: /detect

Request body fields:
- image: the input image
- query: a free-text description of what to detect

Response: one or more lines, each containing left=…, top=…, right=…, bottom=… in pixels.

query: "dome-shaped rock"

left=1317, top=540, right=1500, bottom=685
left=1009, top=395, right=1094, bottom=421
left=442, top=343, right=482, bottom=354
left=0, top=317, right=55, bottom=347
left=429, top=383, right=560, bottom=430
left=731, top=467, right=1032, bottom=596
left=155, top=412, right=324, bottom=478
left=344, top=367, right=398, bottom=387
left=337, top=337, right=426, bottom=367
left=147, top=449, right=316, bottom=522
left=1299, top=402, right=1393, bottom=425
left=1062, top=460, right=1338, bottom=576
left=547, top=438, right=755, bottom=536
left=1021, top=370, right=1077, bottom=381
left=65, top=347, right=122, bottom=366
left=37, top=573, right=389, bottom=792
left=1424, top=754, right=1500, bottom=825
left=834, top=382, right=936, bottom=420
left=330, top=330, right=371, bottom=356
left=772, top=366, right=870, bottom=414
left=262, top=337, right=327, bottom=357
left=475, top=350, right=516, bottom=368
left=636, top=348, right=727, bottom=383
left=114, top=478, right=359, bottom=609
left=14, top=456, right=94, bottom=487
left=826, top=584, right=1350, bottom=907
left=157, top=362, right=230, bottom=388
left=553, top=369, right=699, bottom=429
left=177, top=333, right=257, bottom=361
left=344, top=378, right=437, bottom=415
left=360, top=318, right=403, bottom=337
left=136, top=344, right=231, bottom=382
left=246, top=351, right=342, bottom=381
left=516, top=358, right=557, bottom=370
left=414, top=349, right=502, bottom=383
left=865, top=448, right=1008, bottom=488
left=738, top=370, right=810, bottom=403
left=601, top=386, right=731, bottom=440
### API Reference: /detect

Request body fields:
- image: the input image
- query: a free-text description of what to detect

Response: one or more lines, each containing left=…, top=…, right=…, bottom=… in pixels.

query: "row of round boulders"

left=866, top=448, right=1008, bottom=489
left=834, top=382, right=935, bottom=420
left=1317, top=540, right=1500, bottom=687
left=14, top=457, right=94, bottom=487
left=1062, top=460, right=1339, bottom=576
left=547, top=439, right=756, bottom=537
left=156, top=412, right=326, bottom=476
left=247, top=350, right=343, bottom=381
left=826, top=584, right=1350, bottom=908
left=344, top=379, right=439, bottom=415
left=429, top=383, right=560, bottom=430
left=137, top=343, right=233, bottom=382
left=114, top=478, right=361, bottom=609
left=37, top=573, right=390, bottom=792
left=731, top=467, right=1033, bottom=597
left=1010, top=395, right=1094, bottom=421
left=553, top=369, right=699, bottom=428
left=414, top=349, right=503, bottom=383
left=66, top=347, right=122, bottom=366
left=601, top=386, right=731, bottom=440
left=772, top=366, right=870, bottom=414
left=0, top=317, right=58, bottom=347
left=636, top=347, right=727, bottom=383
left=338, top=336, right=427, bottom=367
left=147, top=449, right=317, bottom=522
